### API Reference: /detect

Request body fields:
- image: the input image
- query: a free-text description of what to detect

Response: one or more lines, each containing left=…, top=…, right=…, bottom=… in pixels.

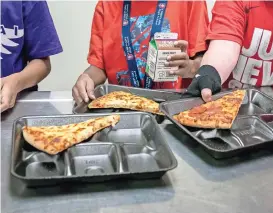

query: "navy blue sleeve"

left=23, top=1, right=63, bottom=60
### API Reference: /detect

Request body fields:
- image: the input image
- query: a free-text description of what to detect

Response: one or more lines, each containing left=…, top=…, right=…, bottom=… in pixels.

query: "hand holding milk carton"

left=146, top=33, right=180, bottom=82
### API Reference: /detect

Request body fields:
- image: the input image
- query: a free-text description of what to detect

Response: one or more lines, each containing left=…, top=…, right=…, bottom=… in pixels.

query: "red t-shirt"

left=88, top=1, right=209, bottom=89
left=207, top=0, right=273, bottom=89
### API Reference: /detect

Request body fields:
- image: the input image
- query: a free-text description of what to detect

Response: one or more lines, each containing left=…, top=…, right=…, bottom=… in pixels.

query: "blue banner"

left=122, top=0, right=168, bottom=88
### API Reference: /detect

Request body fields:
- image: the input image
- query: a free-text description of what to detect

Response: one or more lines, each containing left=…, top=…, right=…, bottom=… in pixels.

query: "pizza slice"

left=22, top=115, right=120, bottom=155
left=88, top=91, right=163, bottom=115
left=174, top=90, right=246, bottom=129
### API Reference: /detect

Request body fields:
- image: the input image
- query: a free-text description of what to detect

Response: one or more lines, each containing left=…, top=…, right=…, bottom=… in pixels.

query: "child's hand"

left=72, top=73, right=96, bottom=105
left=1, top=74, right=20, bottom=113
left=164, top=40, right=193, bottom=78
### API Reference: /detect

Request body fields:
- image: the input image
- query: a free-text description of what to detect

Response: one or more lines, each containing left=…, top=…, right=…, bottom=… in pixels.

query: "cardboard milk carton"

left=146, top=33, right=180, bottom=82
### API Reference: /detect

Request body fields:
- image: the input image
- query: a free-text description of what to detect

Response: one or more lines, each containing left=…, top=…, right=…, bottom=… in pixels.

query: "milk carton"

left=146, top=33, right=180, bottom=82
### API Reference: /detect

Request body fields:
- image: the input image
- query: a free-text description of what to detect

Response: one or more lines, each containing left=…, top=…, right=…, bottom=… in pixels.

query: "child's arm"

left=17, top=0, right=62, bottom=89
left=72, top=65, right=107, bottom=105
left=1, top=1, right=62, bottom=112
left=1, top=57, right=51, bottom=112
left=83, top=65, right=107, bottom=87
left=72, top=1, right=105, bottom=105
left=14, top=57, right=52, bottom=91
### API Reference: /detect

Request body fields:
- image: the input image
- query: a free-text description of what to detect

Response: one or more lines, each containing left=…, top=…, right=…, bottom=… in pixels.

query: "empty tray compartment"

left=92, top=113, right=159, bottom=148
left=12, top=120, right=65, bottom=178
left=231, top=116, right=273, bottom=146
left=195, top=129, right=243, bottom=151
left=92, top=128, right=151, bottom=145
left=120, top=144, right=174, bottom=173
left=66, top=143, right=120, bottom=176
left=259, top=114, right=273, bottom=128
left=238, top=89, right=273, bottom=115
left=15, top=152, right=65, bottom=178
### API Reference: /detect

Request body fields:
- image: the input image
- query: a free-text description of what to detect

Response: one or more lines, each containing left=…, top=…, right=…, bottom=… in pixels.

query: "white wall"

left=206, top=0, right=215, bottom=21
left=39, top=0, right=215, bottom=91
left=39, top=1, right=96, bottom=91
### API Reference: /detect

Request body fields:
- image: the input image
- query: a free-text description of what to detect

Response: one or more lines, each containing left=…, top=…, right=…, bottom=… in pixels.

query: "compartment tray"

left=72, top=84, right=182, bottom=123
left=160, top=89, right=273, bottom=159
left=11, top=112, right=177, bottom=187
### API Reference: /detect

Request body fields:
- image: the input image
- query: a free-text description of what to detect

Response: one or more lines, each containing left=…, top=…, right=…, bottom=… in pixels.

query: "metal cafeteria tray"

left=160, top=89, right=273, bottom=159
left=73, top=84, right=182, bottom=122
left=11, top=112, right=177, bottom=187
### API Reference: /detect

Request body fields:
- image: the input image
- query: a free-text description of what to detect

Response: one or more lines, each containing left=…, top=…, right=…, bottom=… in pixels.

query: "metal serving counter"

left=1, top=89, right=273, bottom=213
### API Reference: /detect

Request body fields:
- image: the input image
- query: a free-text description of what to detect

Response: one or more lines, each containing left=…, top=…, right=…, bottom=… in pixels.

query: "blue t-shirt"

left=1, top=1, right=63, bottom=90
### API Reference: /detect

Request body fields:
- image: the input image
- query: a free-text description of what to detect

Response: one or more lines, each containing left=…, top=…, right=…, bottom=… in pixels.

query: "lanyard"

left=122, top=0, right=168, bottom=88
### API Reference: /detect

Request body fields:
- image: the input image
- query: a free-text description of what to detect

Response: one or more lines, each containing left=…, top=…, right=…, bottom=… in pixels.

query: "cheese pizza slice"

left=22, top=115, right=120, bottom=155
left=88, top=91, right=163, bottom=115
left=174, top=90, right=246, bottom=129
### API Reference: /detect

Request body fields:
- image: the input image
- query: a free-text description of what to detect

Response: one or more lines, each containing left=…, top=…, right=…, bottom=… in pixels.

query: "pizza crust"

left=175, top=115, right=232, bottom=129
left=22, top=128, right=55, bottom=153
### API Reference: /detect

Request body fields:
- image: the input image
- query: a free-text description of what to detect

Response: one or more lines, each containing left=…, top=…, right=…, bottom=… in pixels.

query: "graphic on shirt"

left=117, top=14, right=171, bottom=87
left=230, top=27, right=273, bottom=88
left=0, top=25, right=24, bottom=59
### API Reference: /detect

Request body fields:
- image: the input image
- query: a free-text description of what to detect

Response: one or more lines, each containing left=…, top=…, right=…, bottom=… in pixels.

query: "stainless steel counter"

left=1, top=89, right=273, bottom=213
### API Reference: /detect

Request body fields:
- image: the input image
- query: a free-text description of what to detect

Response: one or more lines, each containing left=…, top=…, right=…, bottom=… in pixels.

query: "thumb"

left=201, top=88, right=212, bottom=102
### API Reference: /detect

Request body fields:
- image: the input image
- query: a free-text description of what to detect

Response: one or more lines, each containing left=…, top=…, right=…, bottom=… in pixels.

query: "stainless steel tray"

left=160, top=89, right=273, bottom=159
left=72, top=84, right=182, bottom=123
left=11, top=112, right=177, bottom=187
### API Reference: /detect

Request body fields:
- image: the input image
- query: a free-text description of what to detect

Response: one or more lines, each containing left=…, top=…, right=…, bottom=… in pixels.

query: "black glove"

left=181, top=65, right=222, bottom=98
